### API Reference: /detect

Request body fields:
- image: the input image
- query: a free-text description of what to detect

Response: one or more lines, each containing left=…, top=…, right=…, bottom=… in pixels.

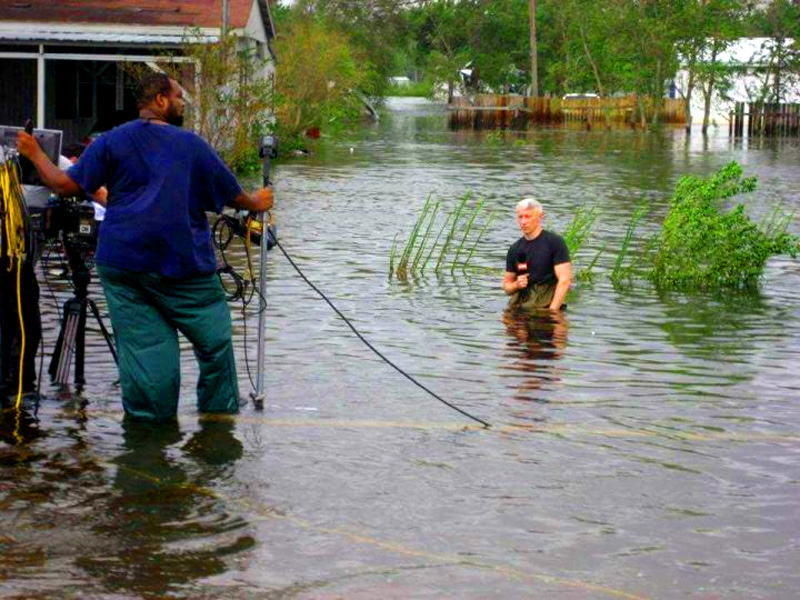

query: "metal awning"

left=0, top=30, right=217, bottom=45
left=0, top=22, right=219, bottom=46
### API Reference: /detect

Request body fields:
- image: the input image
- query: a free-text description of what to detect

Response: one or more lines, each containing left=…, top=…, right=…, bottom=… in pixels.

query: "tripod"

left=49, top=238, right=117, bottom=387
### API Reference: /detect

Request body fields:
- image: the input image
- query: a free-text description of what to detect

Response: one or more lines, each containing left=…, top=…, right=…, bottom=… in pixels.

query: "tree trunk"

left=579, top=23, right=604, bottom=97
left=529, top=0, right=538, bottom=96
left=685, top=68, right=695, bottom=134
left=637, top=95, right=647, bottom=128
left=651, top=57, right=662, bottom=126
left=702, top=45, right=718, bottom=135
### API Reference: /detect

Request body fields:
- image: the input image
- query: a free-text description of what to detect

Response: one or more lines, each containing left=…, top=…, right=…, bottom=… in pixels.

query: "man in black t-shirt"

left=502, top=198, right=571, bottom=310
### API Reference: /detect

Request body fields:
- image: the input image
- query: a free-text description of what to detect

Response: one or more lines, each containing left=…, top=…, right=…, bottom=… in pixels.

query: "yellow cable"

left=15, top=254, right=25, bottom=409
left=1, top=160, right=29, bottom=409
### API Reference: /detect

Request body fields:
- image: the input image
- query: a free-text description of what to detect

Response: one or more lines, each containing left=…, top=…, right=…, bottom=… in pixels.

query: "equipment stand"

left=253, top=134, right=277, bottom=410
left=49, top=241, right=117, bottom=388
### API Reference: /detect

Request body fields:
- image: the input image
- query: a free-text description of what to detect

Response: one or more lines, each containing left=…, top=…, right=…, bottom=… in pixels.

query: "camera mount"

left=49, top=235, right=117, bottom=388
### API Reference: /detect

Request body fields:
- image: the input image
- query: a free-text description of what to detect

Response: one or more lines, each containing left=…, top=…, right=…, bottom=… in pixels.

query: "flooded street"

left=2, top=97, right=799, bottom=599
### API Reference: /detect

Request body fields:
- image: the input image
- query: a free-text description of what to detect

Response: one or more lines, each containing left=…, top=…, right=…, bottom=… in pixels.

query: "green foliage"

left=562, top=204, right=602, bottom=282
left=228, top=147, right=262, bottom=175
left=272, top=12, right=372, bottom=148
left=610, top=201, right=650, bottom=286
left=647, top=162, right=798, bottom=290
left=386, top=79, right=433, bottom=97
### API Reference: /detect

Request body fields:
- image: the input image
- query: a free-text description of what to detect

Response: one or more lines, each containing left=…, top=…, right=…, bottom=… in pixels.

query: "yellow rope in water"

left=15, top=254, right=25, bottom=409
left=1, top=159, right=30, bottom=411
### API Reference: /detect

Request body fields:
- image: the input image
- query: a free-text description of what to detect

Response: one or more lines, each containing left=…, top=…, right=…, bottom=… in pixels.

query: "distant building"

left=0, top=0, right=275, bottom=144
left=675, top=37, right=799, bottom=125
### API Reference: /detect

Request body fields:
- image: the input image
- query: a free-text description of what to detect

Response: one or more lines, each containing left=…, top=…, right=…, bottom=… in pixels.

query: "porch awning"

left=0, top=23, right=218, bottom=47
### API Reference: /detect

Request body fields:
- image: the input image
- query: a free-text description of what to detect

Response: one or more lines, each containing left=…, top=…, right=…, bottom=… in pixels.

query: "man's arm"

left=16, top=131, right=82, bottom=196
left=549, top=261, right=572, bottom=310
left=502, top=271, right=527, bottom=295
left=230, top=188, right=274, bottom=212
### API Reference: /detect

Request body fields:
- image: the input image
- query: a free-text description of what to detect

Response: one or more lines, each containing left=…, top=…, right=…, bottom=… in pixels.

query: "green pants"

left=98, top=266, right=238, bottom=420
left=508, top=283, right=556, bottom=310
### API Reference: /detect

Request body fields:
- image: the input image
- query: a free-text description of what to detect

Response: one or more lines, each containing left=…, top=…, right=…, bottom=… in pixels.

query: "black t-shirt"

left=505, top=230, right=570, bottom=286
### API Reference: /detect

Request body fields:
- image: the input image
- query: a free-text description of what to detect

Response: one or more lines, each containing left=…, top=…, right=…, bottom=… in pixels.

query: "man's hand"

left=516, top=274, right=529, bottom=290
left=16, top=130, right=45, bottom=161
left=232, top=187, right=274, bottom=212
left=251, top=187, right=274, bottom=212
left=548, top=261, right=572, bottom=311
left=15, top=130, right=82, bottom=196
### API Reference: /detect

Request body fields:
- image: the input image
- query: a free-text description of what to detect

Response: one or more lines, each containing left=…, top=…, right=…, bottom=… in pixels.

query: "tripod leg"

left=52, top=299, right=81, bottom=386
left=74, top=300, right=88, bottom=387
left=87, top=299, right=118, bottom=365
left=49, top=299, right=70, bottom=381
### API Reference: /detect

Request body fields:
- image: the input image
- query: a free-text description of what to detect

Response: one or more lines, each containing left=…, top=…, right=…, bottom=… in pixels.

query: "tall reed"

left=610, top=201, right=650, bottom=286
left=393, top=192, right=491, bottom=279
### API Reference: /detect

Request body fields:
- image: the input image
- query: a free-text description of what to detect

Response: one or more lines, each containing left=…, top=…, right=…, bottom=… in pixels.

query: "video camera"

left=30, top=191, right=99, bottom=251
left=1, top=124, right=99, bottom=251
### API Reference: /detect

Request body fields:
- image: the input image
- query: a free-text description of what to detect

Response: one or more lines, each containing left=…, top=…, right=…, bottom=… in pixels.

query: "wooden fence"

left=448, top=95, right=686, bottom=129
left=730, top=102, right=800, bottom=137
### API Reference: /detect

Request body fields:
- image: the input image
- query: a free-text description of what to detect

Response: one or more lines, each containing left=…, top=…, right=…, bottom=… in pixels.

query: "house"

left=674, top=37, right=799, bottom=126
left=0, top=0, right=275, bottom=144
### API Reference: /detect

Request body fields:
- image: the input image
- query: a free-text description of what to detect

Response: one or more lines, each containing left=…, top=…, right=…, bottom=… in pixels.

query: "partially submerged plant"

left=647, top=162, right=798, bottom=290
left=392, top=192, right=493, bottom=279
left=563, top=204, right=602, bottom=282
left=610, top=200, right=651, bottom=286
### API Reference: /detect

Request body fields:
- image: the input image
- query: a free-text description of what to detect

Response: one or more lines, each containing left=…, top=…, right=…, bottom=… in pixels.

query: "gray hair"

left=517, top=197, right=543, bottom=213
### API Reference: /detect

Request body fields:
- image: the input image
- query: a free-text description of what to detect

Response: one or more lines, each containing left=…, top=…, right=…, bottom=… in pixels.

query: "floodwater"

left=2, top=97, right=799, bottom=599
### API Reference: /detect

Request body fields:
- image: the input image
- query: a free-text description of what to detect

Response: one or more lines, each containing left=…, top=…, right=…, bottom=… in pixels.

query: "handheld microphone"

left=516, top=251, right=530, bottom=296
left=516, top=251, right=528, bottom=278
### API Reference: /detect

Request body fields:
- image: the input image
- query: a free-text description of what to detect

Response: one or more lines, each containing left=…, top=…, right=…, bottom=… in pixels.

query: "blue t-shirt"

left=68, top=120, right=243, bottom=278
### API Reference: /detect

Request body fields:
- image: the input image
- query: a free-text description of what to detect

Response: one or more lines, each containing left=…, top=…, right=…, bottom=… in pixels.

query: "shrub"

left=647, top=162, right=798, bottom=290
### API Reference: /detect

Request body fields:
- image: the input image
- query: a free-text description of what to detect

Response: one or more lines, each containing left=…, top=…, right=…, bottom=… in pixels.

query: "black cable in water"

left=274, top=240, right=491, bottom=429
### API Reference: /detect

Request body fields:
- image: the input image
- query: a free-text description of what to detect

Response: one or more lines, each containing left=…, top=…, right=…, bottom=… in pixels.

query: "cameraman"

left=17, top=72, right=274, bottom=420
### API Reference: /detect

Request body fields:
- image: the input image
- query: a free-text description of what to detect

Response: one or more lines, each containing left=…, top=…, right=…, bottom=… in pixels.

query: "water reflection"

left=656, top=288, right=773, bottom=361
left=501, top=308, right=568, bottom=405
left=75, top=417, right=251, bottom=597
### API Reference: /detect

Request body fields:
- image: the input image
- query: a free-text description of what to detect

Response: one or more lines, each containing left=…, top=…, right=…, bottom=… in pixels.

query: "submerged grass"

left=610, top=201, right=650, bottom=286
left=392, top=192, right=492, bottom=279
left=563, top=205, right=602, bottom=281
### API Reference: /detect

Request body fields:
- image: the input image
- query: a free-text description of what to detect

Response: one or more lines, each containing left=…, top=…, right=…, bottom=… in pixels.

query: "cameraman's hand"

left=251, top=187, right=274, bottom=212
left=14, top=130, right=82, bottom=197
left=16, top=130, right=44, bottom=160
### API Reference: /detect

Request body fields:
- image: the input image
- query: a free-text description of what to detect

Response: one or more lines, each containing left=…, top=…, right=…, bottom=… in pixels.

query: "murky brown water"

left=2, top=98, right=799, bottom=599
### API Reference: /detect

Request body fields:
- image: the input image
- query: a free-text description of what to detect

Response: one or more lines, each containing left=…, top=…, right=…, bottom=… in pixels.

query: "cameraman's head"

left=137, top=72, right=185, bottom=128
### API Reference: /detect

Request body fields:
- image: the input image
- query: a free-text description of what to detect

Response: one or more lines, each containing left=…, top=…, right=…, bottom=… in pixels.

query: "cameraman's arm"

left=230, top=188, right=274, bottom=213
left=16, top=131, right=82, bottom=196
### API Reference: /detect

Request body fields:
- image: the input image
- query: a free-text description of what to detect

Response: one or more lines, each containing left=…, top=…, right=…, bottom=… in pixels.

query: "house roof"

left=0, top=1, right=273, bottom=35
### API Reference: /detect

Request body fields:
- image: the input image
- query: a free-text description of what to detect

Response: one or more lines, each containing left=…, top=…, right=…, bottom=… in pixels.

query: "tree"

left=529, top=0, right=538, bottom=96
left=272, top=15, right=369, bottom=145
left=751, top=0, right=800, bottom=104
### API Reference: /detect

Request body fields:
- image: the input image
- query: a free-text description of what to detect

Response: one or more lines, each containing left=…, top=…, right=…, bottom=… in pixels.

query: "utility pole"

left=222, top=0, right=230, bottom=36
left=529, top=0, right=539, bottom=97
